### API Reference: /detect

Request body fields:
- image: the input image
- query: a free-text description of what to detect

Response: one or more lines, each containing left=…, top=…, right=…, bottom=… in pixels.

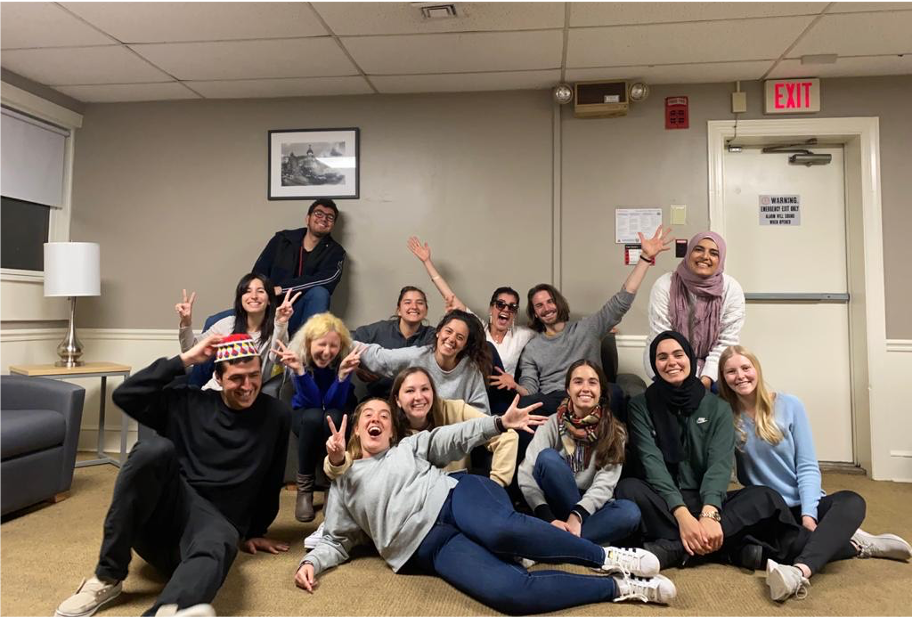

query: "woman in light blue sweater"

left=719, top=345, right=911, bottom=602
left=294, top=396, right=677, bottom=613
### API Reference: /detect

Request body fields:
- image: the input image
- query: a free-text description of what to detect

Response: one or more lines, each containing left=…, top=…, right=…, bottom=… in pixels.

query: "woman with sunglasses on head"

left=407, top=237, right=536, bottom=399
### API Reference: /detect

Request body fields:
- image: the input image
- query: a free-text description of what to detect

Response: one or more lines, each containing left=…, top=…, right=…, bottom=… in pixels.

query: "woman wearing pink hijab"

left=643, top=232, right=745, bottom=390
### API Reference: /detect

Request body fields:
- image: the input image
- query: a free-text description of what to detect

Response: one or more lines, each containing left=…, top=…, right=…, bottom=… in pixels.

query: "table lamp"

left=44, top=242, right=100, bottom=367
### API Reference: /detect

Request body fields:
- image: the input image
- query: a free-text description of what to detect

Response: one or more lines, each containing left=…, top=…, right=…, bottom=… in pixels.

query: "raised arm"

left=622, top=226, right=674, bottom=295
left=176, top=289, right=197, bottom=352
left=356, top=342, right=423, bottom=377
left=407, top=236, right=466, bottom=312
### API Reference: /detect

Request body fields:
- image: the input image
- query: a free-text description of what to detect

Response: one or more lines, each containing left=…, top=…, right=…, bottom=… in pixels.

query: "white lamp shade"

left=44, top=242, right=101, bottom=297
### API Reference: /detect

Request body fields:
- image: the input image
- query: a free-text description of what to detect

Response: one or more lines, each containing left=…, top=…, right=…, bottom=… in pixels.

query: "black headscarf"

left=645, top=330, right=706, bottom=464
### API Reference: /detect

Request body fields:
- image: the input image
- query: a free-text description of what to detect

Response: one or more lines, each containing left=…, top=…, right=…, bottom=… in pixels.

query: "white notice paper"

left=759, top=195, right=801, bottom=226
left=616, top=208, right=663, bottom=244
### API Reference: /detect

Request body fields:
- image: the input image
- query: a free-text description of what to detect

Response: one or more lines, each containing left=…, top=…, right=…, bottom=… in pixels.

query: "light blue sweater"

left=735, top=393, right=824, bottom=520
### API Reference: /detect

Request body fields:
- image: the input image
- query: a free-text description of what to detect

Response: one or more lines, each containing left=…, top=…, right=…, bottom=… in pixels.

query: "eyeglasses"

left=311, top=210, right=336, bottom=223
left=493, top=299, right=519, bottom=313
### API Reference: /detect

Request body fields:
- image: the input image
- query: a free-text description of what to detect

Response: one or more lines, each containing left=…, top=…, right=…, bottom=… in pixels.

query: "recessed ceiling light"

left=801, top=54, right=838, bottom=65
left=419, top=4, right=458, bottom=19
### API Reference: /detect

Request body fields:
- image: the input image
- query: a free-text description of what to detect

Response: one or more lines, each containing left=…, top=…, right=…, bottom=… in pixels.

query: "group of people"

left=55, top=199, right=910, bottom=617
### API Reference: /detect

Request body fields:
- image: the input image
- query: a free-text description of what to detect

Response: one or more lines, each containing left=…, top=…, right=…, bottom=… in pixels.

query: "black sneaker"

left=643, top=539, right=686, bottom=570
left=730, top=543, right=765, bottom=571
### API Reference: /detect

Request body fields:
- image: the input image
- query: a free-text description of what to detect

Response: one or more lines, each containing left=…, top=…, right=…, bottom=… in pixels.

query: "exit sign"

left=764, top=78, right=821, bottom=114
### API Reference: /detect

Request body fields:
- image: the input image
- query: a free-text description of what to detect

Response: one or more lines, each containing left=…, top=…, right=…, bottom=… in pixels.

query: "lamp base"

left=55, top=358, right=85, bottom=368
left=56, top=296, right=85, bottom=368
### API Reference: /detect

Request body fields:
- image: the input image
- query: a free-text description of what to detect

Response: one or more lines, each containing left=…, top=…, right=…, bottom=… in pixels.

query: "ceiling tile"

left=314, top=2, right=565, bottom=35
left=827, top=2, right=912, bottom=13
left=569, top=2, right=826, bottom=26
left=130, top=38, right=357, bottom=81
left=373, top=70, right=561, bottom=93
left=791, top=11, right=912, bottom=56
left=0, top=3, right=114, bottom=49
left=567, top=60, right=774, bottom=85
left=342, top=30, right=563, bottom=74
left=61, top=2, right=327, bottom=43
left=768, top=54, right=912, bottom=79
left=567, top=16, right=813, bottom=67
left=53, top=82, right=200, bottom=103
left=1, top=46, right=173, bottom=86
left=187, top=76, right=374, bottom=99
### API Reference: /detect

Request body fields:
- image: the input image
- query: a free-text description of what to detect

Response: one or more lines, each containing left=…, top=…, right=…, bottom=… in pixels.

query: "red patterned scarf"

left=556, top=398, right=603, bottom=472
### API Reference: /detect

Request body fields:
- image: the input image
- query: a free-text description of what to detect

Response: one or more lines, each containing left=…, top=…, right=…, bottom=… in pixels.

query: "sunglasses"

left=493, top=299, right=519, bottom=313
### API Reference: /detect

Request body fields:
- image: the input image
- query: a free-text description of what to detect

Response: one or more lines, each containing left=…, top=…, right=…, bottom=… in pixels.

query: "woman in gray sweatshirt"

left=294, top=396, right=676, bottom=614
left=518, top=360, right=640, bottom=545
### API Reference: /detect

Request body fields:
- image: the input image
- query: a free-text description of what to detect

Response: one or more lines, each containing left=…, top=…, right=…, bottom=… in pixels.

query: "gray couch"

left=1, top=375, right=85, bottom=516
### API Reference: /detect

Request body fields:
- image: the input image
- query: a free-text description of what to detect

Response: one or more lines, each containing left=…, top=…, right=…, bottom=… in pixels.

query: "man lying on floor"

left=55, top=334, right=291, bottom=618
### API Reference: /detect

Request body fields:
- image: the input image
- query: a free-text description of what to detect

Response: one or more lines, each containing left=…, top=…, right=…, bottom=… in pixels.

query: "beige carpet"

left=2, top=464, right=911, bottom=616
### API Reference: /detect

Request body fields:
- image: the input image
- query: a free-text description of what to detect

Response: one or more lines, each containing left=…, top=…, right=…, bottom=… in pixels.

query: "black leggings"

left=292, top=407, right=346, bottom=476
left=791, top=490, right=864, bottom=574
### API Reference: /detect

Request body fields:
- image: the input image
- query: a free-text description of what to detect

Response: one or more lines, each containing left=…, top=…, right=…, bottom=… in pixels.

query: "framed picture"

left=268, top=127, right=360, bottom=200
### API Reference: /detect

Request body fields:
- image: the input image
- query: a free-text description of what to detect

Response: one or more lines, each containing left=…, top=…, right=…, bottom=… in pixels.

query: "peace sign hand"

left=337, top=344, right=365, bottom=382
left=272, top=340, right=304, bottom=375
left=175, top=289, right=196, bottom=327
left=637, top=225, right=674, bottom=261
left=325, top=414, right=348, bottom=466
left=407, top=236, right=431, bottom=263
left=275, top=289, right=302, bottom=325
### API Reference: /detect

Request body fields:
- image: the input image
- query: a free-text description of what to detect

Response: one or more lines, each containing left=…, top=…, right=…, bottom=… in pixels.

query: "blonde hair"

left=346, top=397, right=401, bottom=460
left=289, top=312, right=352, bottom=370
left=718, top=345, right=783, bottom=447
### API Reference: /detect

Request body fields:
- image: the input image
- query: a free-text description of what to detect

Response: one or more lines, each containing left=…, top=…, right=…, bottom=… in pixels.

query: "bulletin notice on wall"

left=616, top=208, right=663, bottom=243
left=759, top=195, right=801, bottom=226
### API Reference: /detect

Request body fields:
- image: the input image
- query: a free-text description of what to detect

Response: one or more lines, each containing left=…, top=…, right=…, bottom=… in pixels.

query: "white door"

left=721, top=146, right=853, bottom=463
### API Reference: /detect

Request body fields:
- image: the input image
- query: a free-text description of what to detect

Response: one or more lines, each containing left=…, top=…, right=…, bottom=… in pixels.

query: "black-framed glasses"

left=493, top=299, right=519, bottom=313
left=311, top=210, right=336, bottom=223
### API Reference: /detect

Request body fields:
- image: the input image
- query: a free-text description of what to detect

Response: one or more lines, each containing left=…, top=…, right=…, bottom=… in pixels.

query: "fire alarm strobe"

left=665, top=96, right=689, bottom=130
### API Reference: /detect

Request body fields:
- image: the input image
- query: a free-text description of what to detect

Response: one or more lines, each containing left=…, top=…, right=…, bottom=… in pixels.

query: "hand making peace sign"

left=272, top=340, right=304, bottom=375
left=175, top=289, right=196, bottom=327
left=275, top=289, right=302, bottom=325
left=325, top=414, right=348, bottom=466
left=337, top=344, right=365, bottom=382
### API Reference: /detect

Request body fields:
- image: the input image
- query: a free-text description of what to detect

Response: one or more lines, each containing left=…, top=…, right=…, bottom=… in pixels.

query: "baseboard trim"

left=886, top=339, right=912, bottom=353
left=819, top=461, right=866, bottom=475
left=616, top=334, right=648, bottom=349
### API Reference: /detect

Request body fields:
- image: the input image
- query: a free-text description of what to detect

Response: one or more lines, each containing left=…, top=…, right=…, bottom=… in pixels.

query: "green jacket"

left=628, top=392, right=735, bottom=511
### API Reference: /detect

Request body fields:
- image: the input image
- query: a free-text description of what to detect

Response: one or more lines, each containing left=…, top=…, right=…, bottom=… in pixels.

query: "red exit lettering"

left=774, top=81, right=813, bottom=109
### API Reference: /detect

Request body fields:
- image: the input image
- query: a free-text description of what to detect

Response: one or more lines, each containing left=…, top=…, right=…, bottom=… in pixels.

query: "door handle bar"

left=744, top=292, right=849, bottom=302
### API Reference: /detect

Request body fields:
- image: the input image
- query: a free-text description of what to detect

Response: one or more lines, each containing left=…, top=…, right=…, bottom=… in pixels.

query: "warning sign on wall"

left=759, top=194, right=801, bottom=226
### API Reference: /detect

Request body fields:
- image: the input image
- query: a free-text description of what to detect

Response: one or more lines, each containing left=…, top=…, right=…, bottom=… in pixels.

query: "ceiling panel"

left=769, top=54, right=912, bottom=79
left=567, top=60, right=773, bottom=84
left=0, top=3, right=114, bottom=49
left=188, top=76, right=374, bottom=99
left=373, top=69, right=561, bottom=93
left=314, top=2, right=565, bottom=35
left=61, top=2, right=327, bottom=43
left=130, top=38, right=358, bottom=81
left=53, top=82, right=200, bottom=103
left=1, top=46, right=173, bottom=86
left=790, top=11, right=912, bottom=57
left=827, top=2, right=912, bottom=13
left=342, top=30, right=563, bottom=74
left=569, top=2, right=826, bottom=26
left=567, top=16, right=813, bottom=67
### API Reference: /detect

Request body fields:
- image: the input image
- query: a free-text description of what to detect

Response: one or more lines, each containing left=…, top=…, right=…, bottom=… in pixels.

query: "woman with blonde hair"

left=719, top=345, right=911, bottom=602
left=273, top=312, right=363, bottom=522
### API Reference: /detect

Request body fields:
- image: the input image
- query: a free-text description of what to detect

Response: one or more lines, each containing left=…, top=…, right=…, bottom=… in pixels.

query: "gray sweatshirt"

left=302, top=416, right=500, bottom=575
left=518, top=288, right=635, bottom=395
left=356, top=343, right=490, bottom=414
left=518, top=415, right=622, bottom=521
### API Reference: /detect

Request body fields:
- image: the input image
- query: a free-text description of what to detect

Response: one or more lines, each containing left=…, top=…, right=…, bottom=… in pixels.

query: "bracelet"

left=639, top=254, right=655, bottom=265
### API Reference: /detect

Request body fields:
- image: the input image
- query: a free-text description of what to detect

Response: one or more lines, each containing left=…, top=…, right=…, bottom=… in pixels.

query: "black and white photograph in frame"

left=268, top=127, right=360, bottom=200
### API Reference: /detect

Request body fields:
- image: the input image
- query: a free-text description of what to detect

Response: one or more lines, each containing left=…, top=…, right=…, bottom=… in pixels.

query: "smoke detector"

left=418, top=4, right=458, bottom=19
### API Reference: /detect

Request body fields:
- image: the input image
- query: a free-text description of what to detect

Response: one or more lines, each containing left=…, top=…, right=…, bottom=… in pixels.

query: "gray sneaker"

left=612, top=573, right=677, bottom=605
left=852, top=529, right=912, bottom=561
left=154, top=603, right=216, bottom=617
left=55, top=576, right=122, bottom=617
left=766, top=559, right=810, bottom=601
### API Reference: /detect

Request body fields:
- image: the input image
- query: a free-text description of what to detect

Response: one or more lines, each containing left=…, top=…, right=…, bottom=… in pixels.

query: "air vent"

left=420, top=4, right=457, bottom=19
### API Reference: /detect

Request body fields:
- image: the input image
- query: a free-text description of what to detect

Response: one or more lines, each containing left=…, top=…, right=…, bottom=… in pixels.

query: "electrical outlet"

left=671, top=204, right=687, bottom=225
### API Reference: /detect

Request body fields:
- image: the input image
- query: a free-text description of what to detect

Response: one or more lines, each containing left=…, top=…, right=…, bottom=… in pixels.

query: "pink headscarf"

left=669, top=231, right=727, bottom=370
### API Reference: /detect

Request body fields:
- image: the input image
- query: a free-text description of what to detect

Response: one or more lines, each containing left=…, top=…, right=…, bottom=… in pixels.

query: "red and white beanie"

left=214, top=333, right=259, bottom=363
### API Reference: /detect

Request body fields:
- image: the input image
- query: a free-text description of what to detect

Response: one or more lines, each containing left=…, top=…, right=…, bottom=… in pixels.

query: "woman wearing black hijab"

left=615, top=331, right=811, bottom=574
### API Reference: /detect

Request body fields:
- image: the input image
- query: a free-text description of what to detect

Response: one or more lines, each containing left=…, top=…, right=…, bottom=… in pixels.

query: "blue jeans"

left=411, top=474, right=618, bottom=615
left=533, top=448, right=641, bottom=545
left=287, top=286, right=331, bottom=335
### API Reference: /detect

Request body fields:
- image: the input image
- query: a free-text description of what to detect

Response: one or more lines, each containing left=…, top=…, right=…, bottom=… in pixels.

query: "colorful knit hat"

left=214, top=333, right=259, bottom=363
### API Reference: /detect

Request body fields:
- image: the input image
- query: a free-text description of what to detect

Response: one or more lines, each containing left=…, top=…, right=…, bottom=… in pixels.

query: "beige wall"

left=70, top=91, right=555, bottom=331
left=68, top=76, right=912, bottom=339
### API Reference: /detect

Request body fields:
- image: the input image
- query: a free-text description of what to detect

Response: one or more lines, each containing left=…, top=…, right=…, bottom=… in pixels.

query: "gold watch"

left=700, top=510, right=722, bottom=522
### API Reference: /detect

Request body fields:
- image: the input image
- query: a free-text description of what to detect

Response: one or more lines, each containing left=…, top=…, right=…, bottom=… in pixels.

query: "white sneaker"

left=766, top=559, right=810, bottom=601
left=612, top=573, right=676, bottom=605
left=852, top=529, right=912, bottom=561
left=55, top=576, right=122, bottom=617
left=599, top=546, right=660, bottom=577
left=304, top=522, right=325, bottom=550
left=154, top=603, right=216, bottom=617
